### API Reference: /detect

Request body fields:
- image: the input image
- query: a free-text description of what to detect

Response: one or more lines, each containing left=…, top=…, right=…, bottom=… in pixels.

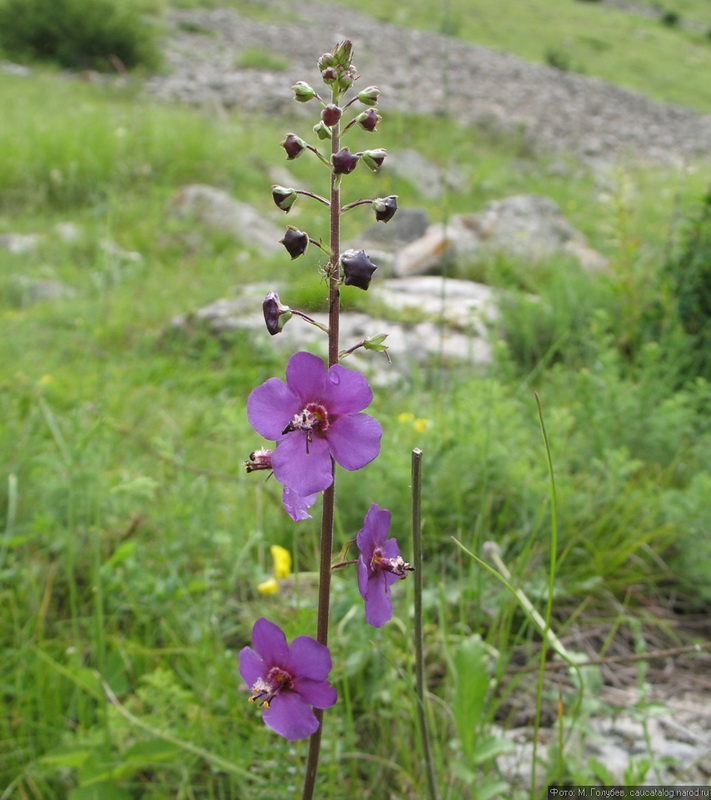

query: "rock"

left=100, top=239, right=143, bottom=263
left=169, top=275, right=502, bottom=382
left=385, top=149, right=471, bottom=199
left=0, top=233, right=41, bottom=255
left=55, top=222, right=81, bottom=243
left=168, top=184, right=282, bottom=253
left=15, top=278, right=76, bottom=303
left=391, top=194, right=607, bottom=277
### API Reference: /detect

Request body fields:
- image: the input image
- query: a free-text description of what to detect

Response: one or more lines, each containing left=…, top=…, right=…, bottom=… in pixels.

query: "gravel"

left=145, top=0, right=711, bottom=165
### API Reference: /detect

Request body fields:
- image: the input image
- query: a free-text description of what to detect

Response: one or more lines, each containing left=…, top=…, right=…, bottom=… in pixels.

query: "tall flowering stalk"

left=242, top=41, right=412, bottom=798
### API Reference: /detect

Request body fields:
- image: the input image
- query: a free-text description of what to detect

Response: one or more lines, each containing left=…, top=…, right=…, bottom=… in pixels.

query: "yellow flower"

left=413, top=418, right=430, bottom=433
left=257, top=577, right=279, bottom=595
left=398, top=412, right=415, bottom=423
left=270, top=545, right=292, bottom=579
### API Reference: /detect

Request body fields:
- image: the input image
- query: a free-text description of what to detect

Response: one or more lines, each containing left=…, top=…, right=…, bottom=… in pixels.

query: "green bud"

left=358, top=86, right=380, bottom=106
left=291, top=81, right=315, bottom=103
left=332, top=40, right=354, bottom=68
left=363, top=333, right=389, bottom=352
left=313, top=120, right=332, bottom=140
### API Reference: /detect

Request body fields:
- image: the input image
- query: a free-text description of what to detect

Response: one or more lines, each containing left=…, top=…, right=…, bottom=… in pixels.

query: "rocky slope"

left=146, top=0, right=711, bottom=164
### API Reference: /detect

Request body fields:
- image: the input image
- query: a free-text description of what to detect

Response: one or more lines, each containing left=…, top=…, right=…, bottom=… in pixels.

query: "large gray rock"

left=170, top=276, right=501, bottom=382
left=167, top=184, right=282, bottom=253
left=391, top=194, right=608, bottom=277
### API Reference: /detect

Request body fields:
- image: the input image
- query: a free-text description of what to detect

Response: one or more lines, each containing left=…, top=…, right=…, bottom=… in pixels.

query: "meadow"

left=1, top=1, right=711, bottom=798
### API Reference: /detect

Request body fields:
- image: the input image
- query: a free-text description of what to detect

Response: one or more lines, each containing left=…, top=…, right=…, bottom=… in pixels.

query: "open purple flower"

left=240, top=618, right=337, bottom=740
left=247, top=351, right=382, bottom=497
left=356, top=503, right=414, bottom=628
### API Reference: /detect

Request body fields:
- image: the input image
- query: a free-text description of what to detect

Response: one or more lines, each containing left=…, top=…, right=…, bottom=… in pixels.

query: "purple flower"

left=356, top=503, right=414, bottom=628
left=247, top=352, right=382, bottom=497
left=239, top=618, right=337, bottom=740
left=282, top=486, right=317, bottom=521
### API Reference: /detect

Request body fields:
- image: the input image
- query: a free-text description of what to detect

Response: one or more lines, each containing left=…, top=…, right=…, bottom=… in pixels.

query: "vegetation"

left=0, top=0, right=161, bottom=72
left=1, top=2, right=710, bottom=797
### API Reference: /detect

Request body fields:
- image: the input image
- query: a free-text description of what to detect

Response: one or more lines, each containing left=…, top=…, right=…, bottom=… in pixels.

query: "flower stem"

left=301, top=87, right=342, bottom=800
left=412, top=448, right=440, bottom=800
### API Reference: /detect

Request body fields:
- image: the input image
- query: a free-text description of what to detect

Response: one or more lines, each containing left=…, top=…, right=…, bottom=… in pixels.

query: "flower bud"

left=357, top=108, right=381, bottom=132
left=280, top=226, right=309, bottom=259
left=341, top=249, right=378, bottom=291
left=271, top=185, right=297, bottom=213
left=358, top=85, right=380, bottom=106
left=360, top=148, right=387, bottom=172
left=313, top=120, right=332, bottom=140
left=321, top=104, right=342, bottom=127
left=291, top=81, right=315, bottom=103
left=331, top=147, right=359, bottom=175
left=321, top=66, right=338, bottom=85
left=363, top=333, right=389, bottom=353
left=244, top=447, right=273, bottom=472
left=372, top=195, right=398, bottom=223
left=338, top=68, right=356, bottom=91
left=317, top=52, right=337, bottom=72
left=332, top=40, right=354, bottom=68
left=281, top=133, right=307, bottom=160
left=262, top=291, right=292, bottom=335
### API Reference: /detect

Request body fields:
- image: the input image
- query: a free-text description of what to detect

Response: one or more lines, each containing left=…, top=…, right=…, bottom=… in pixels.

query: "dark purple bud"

left=358, top=86, right=380, bottom=106
left=357, top=108, right=381, bottom=132
left=360, top=148, right=387, bottom=172
left=262, top=291, right=292, bottom=335
left=280, top=226, right=309, bottom=259
left=332, top=147, right=359, bottom=175
left=321, top=104, right=342, bottom=127
left=341, top=249, right=378, bottom=291
left=291, top=81, right=315, bottom=103
left=271, top=185, right=297, bottom=213
left=281, top=133, right=307, bottom=160
left=372, top=195, right=398, bottom=223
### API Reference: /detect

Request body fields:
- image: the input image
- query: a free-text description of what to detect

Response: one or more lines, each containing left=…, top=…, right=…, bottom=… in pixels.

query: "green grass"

left=327, top=0, right=711, bottom=113
left=1, top=43, right=711, bottom=800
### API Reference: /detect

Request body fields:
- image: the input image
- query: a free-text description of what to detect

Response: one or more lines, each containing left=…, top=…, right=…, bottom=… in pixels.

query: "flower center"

left=248, top=666, right=294, bottom=709
left=372, top=548, right=414, bottom=578
left=282, top=403, right=330, bottom=453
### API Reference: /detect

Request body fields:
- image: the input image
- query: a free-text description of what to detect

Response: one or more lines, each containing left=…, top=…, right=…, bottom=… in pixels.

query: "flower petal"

left=293, top=677, right=337, bottom=709
left=357, top=556, right=370, bottom=598
left=251, top=618, right=289, bottom=666
left=282, top=486, right=317, bottom=522
left=356, top=503, right=390, bottom=553
left=321, top=364, right=373, bottom=414
left=263, top=691, right=320, bottom=740
left=238, top=646, right=266, bottom=688
left=327, top=413, right=382, bottom=471
left=286, top=635, right=333, bottom=681
left=248, top=378, right=301, bottom=441
left=285, top=351, right=327, bottom=404
left=272, top=433, right=333, bottom=496
left=363, top=574, right=393, bottom=628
